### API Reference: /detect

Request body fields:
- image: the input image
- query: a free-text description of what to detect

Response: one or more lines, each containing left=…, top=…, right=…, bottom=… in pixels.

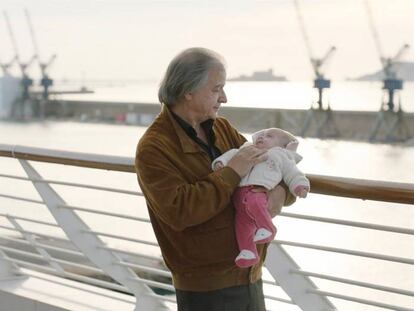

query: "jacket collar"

left=161, top=104, right=204, bottom=154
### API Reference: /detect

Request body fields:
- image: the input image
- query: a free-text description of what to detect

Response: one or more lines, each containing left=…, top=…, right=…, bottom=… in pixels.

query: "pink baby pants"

left=232, top=185, right=277, bottom=267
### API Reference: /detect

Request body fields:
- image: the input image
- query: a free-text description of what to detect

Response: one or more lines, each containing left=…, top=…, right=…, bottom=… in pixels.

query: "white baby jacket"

left=212, top=142, right=310, bottom=196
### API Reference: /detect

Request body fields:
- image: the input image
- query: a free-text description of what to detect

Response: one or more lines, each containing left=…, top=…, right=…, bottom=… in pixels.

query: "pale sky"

left=1, top=0, right=413, bottom=82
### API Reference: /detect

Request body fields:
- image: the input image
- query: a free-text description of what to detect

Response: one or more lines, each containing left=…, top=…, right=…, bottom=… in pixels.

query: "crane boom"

left=320, top=46, right=336, bottom=65
left=24, top=8, right=40, bottom=58
left=364, top=0, right=386, bottom=67
left=392, top=44, right=410, bottom=63
left=3, top=11, right=20, bottom=63
left=3, top=10, right=38, bottom=76
left=293, top=0, right=315, bottom=67
left=24, top=8, right=57, bottom=76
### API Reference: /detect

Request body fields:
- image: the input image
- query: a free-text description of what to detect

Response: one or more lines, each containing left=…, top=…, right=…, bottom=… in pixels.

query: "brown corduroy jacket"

left=135, top=105, right=291, bottom=291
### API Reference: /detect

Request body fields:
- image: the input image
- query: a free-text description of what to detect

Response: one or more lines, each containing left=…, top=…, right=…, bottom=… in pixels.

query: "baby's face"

left=254, top=129, right=285, bottom=150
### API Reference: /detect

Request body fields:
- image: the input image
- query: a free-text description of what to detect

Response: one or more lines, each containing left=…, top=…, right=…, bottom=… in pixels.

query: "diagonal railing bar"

left=265, top=243, right=336, bottom=311
left=18, top=159, right=169, bottom=311
left=6, top=216, right=66, bottom=275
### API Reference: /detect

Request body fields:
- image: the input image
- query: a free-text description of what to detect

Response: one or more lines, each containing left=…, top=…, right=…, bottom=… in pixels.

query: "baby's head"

left=252, top=128, right=297, bottom=150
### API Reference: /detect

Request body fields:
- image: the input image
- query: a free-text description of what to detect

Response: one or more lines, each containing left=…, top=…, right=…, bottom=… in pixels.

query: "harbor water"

left=0, top=80, right=413, bottom=310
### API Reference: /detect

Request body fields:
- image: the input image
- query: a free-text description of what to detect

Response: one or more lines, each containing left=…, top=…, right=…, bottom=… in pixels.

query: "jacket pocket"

left=189, top=224, right=238, bottom=263
left=186, top=208, right=238, bottom=263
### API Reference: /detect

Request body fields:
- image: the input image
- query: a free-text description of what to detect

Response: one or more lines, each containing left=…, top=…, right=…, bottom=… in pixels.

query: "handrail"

left=310, top=174, right=414, bottom=205
left=0, top=144, right=413, bottom=204
left=0, top=144, right=134, bottom=172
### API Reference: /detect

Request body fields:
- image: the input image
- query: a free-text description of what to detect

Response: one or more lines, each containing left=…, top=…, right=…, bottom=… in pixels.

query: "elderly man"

left=135, top=47, right=294, bottom=311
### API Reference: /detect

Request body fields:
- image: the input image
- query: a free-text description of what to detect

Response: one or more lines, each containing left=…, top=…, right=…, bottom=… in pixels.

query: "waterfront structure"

left=0, top=144, right=413, bottom=310
left=43, top=100, right=414, bottom=143
left=228, top=69, right=287, bottom=82
left=0, top=75, right=20, bottom=119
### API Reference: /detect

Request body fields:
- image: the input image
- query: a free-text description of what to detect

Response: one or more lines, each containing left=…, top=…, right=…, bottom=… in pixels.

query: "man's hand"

left=266, top=184, right=287, bottom=218
left=227, top=145, right=267, bottom=178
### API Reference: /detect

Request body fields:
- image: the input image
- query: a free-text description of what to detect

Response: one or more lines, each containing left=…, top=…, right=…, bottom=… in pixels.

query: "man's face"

left=254, top=129, right=284, bottom=150
left=188, top=66, right=227, bottom=122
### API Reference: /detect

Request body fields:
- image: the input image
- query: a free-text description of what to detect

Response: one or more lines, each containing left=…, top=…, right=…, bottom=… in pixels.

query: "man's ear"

left=286, top=140, right=299, bottom=151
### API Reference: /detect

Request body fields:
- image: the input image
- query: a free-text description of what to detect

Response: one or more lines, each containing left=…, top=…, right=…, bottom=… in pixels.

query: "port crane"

left=3, top=10, right=37, bottom=119
left=293, top=0, right=336, bottom=110
left=365, top=0, right=409, bottom=112
left=364, top=0, right=411, bottom=141
left=25, top=8, right=57, bottom=102
left=293, top=0, right=339, bottom=138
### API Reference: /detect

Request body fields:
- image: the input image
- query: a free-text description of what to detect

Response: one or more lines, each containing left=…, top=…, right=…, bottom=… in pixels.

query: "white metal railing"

left=0, top=144, right=413, bottom=311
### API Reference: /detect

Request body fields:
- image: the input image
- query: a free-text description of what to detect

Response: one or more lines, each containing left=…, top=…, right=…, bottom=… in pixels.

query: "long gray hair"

left=158, top=47, right=226, bottom=105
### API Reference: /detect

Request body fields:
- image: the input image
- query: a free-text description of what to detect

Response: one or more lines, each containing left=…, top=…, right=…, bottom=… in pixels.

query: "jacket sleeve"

left=211, top=149, right=239, bottom=169
left=136, top=142, right=241, bottom=232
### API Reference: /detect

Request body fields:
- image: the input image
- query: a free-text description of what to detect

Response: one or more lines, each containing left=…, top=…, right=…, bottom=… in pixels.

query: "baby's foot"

left=235, top=250, right=259, bottom=268
left=253, top=228, right=274, bottom=243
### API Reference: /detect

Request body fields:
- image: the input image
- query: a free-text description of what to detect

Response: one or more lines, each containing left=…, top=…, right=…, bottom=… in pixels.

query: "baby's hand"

left=213, top=161, right=224, bottom=171
left=294, top=185, right=309, bottom=198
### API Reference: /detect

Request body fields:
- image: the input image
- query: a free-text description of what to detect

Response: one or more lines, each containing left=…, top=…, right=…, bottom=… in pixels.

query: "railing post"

left=19, top=159, right=169, bottom=311
left=265, top=242, right=336, bottom=311
left=0, top=249, right=23, bottom=281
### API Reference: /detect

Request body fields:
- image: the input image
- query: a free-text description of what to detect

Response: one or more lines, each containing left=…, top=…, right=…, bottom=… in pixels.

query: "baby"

left=212, top=128, right=310, bottom=268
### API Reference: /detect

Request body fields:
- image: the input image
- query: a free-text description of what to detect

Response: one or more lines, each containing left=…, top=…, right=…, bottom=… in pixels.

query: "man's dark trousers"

left=175, top=279, right=266, bottom=311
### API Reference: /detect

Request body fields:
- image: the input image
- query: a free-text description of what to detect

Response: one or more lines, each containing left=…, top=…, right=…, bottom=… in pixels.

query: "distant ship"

left=351, top=61, right=414, bottom=81
left=228, top=69, right=287, bottom=82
